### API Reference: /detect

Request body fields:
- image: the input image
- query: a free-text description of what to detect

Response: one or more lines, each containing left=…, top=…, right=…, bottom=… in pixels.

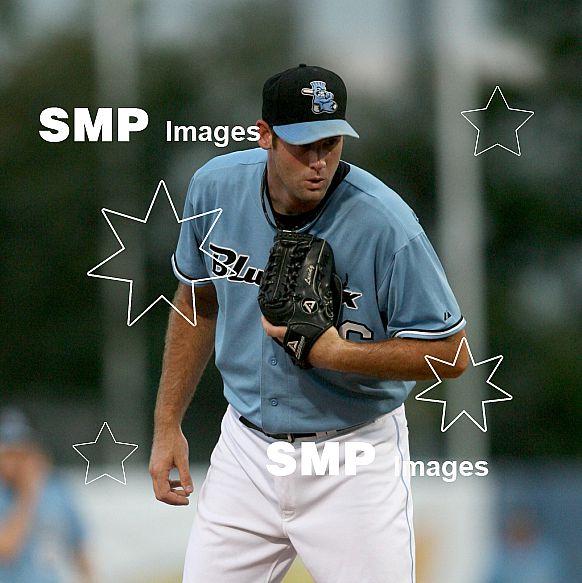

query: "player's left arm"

left=261, top=320, right=468, bottom=380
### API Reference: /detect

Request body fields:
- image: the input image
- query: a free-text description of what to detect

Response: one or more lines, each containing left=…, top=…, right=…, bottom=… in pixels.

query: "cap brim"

left=272, top=119, right=359, bottom=145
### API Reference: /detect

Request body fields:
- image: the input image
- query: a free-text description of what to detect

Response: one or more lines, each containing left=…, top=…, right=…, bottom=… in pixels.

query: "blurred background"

left=1, top=0, right=580, bottom=581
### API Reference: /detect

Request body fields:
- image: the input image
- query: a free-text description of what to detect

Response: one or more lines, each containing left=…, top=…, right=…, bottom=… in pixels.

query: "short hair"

left=270, top=127, right=279, bottom=147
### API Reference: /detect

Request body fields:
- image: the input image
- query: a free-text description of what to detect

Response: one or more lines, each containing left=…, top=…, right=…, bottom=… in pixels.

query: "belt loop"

left=286, top=433, right=295, bottom=443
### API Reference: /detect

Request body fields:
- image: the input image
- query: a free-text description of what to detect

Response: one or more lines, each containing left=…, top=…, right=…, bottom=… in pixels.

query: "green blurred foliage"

left=485, top=0, right=582, bottom=456
left=0, top=36, right=101, bottom=396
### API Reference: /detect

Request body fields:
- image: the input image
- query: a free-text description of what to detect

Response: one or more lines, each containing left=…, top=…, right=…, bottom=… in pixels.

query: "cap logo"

left=301, top=80, right=338, bottom=114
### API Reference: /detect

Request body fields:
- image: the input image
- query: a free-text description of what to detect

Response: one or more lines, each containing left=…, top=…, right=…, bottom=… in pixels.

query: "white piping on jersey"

left=393, top=316, right=466, bottom=339
left=171, top=253, right=213, bottom=286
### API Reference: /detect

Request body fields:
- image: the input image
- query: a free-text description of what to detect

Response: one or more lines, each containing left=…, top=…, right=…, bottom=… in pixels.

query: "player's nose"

left=308, top=147, right=326, bottom=171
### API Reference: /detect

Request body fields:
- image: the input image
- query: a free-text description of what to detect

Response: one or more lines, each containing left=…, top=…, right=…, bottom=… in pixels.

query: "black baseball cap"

left=262, top=64, right=359, bottom=145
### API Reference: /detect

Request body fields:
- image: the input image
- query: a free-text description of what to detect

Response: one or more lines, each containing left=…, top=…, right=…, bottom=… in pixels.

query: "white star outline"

left=87, top=180, right=235, bottom=326
left=461, top=86, right=534, bottom=156
left=72, top=422, right=138, bottom=485
left=415, top=336, right=513, bottom=432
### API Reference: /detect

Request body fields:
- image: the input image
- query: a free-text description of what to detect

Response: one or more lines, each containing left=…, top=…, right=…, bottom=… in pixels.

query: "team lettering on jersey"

left=208, top=241, right=363, bottom=310
left=209, top=242, right=263, bottom=285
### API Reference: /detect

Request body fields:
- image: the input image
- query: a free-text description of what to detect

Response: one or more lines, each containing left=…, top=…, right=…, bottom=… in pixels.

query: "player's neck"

left=270, top=192, right=319, bottom=216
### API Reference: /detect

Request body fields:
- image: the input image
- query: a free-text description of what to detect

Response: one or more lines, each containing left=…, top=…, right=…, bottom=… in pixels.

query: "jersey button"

left=270, top=358, right=278, bottom=366
left=270, top=398, right=279, bottom=406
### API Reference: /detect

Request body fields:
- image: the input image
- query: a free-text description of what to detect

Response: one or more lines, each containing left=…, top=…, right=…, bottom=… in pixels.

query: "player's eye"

left=324, top=138, right=340, bottom=148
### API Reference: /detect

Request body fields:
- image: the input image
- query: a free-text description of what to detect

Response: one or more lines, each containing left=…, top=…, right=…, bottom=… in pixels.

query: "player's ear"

left=257, top=120, right=274, bottom=150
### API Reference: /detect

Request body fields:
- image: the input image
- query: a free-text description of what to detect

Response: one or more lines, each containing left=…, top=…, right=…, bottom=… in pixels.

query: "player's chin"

left=302, top=182, right=328, bottom=199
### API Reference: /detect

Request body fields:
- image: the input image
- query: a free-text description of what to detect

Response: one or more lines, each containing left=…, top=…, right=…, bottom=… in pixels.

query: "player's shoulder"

left=341, top=163, right=422, bottom=238
left=194, top=148, right=266, bottom=180
left=185, top=148, right=265, bottom=208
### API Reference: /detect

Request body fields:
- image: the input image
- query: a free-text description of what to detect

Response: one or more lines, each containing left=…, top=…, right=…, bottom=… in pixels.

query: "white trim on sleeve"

left=393, top=316, right=466, bottom=340
left=171, top=254, right=214, bottom=286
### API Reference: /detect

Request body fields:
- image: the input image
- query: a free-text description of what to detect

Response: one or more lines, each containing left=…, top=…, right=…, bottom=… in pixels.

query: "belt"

left=238, top=415, right=367, bottom=443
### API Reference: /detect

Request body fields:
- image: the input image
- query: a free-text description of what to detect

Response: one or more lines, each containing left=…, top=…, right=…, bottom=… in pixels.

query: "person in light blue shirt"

left=150, top=64, right=468, bottom=582
left=0, top=408, right=92, bottom=583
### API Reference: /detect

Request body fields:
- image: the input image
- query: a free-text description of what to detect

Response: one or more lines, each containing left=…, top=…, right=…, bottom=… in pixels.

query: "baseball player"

left=149, top=64, right=468, bottom=583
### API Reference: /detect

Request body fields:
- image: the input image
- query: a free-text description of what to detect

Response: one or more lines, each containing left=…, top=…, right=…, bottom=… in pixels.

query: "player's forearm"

left=154, top=314, right=215, bottom=429
left=153, top=285, right=217, bottom=432
left=313, top=329, right=468, bottom=380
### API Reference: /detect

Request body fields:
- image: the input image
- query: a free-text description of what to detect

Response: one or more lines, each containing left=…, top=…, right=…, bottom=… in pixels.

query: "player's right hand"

left=149, top=428, right=194, bottom=506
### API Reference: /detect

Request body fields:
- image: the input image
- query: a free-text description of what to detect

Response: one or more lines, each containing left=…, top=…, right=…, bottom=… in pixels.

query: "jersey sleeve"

left=382, top=232, right=466, bottom=339
left=171, top=176, right=211, bottom=285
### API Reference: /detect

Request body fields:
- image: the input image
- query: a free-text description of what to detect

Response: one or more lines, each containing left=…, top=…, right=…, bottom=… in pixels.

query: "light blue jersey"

left=173, top=148, right=465, bottom=433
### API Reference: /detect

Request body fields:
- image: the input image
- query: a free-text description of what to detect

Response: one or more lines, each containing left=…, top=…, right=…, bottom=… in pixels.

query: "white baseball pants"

left=182, top=404, right=415, bottom=583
